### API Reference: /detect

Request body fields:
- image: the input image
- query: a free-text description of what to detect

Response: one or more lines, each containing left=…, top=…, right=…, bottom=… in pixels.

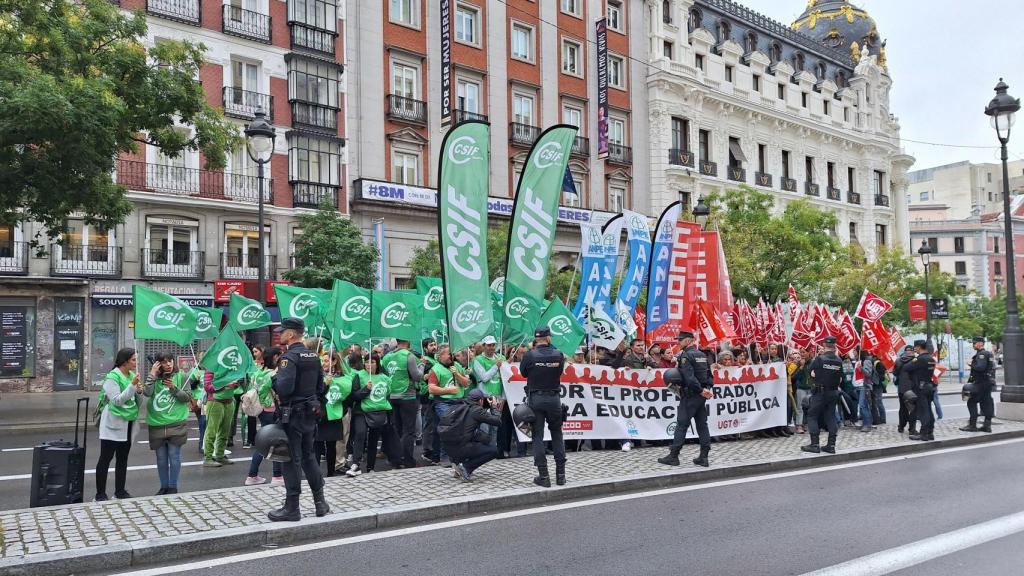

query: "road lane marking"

left=112, top=437, right=1024, bottom=575
left=0, top=456, right=253, bottom=482
left=797, top=510, right=1024, bottom=576
left=0, top=447, right=35, bottom=452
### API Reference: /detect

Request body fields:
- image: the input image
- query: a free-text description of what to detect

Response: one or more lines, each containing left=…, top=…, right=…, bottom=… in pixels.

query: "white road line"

left=0, top=456, right=253, bottom=482
left=797, top=510, right=1024, bottom=576
left=136, top=438, right=201, bottom=444
left=0, top=447, right=36, bottom=453
left=112, top=437, right=1024, bottom=576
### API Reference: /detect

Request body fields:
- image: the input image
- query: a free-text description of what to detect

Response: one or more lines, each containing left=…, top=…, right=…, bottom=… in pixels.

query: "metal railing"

left=509, top=122, right=540, bottom=146
left=387, top=94, right=427, bottom=125
left=827, top=186, right=842, bottom=200
left=875, top=194, right=890, bottom=207
left=146, top=0, right=201, bottom=25
left=289, top=23, right=336, bottom=57
left=781, top=177, right=797, bottom=192
left=221, top=253, right=277, bottom=280
left=223, top=87, right=274, bottom=121
left=669, top=149, right=694, bottom=167
left=727, top=165, right=746, bottom=182
left=754, top=171, right=773, bottom=188
left=116, top=159, right=273, bottom=203
left=51, top=245, right=122, bottom=277
left=292, top=182, right=338, bottom=209
left=141, top=249, right=205, bottom=280
left=453, top=109, right=488, bottom=124
left=607, top=143, right=632, bottom=165
left=291, top=101, right=339, bottom=131
left=848, top=191, right=861, bottom=205
left=699, top=160, right=718, bottom=176
left=223, top=5, right=272, bottom=43
left=805, top=182, right=820, bottom=196
left=571, top=136, right=590, bottom=157
left=0, top=241, right=29, bottom=275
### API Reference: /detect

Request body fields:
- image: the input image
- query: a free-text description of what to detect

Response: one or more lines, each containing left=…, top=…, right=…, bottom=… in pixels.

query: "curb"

left=2, top=429, right=1022, bottom=576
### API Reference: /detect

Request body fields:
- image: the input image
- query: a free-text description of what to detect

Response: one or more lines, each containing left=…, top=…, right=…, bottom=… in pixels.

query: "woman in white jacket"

left=95, top=348, right=142, bottom=501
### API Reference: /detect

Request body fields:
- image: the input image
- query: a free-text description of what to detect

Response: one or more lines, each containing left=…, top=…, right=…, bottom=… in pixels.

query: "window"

left=224, top=223, right=268, bottom=271
left=232, top=60, right=259, bottom=93
left=728, top=137, right=744, bottom=168
left=769, top=42, right=782, bottom=63
left=392, top=62, right=419, bottom=99
left=823, top=100, right=830, bottom=115
left=561, top=0, right=580, bottom=16
left=927, top=237, right=938, bottom=251
left=679, top=191, right=692, bottom=210
left=698, top=129, right=710, bottom=163
left=390, top=0, right=417, bottom=27
left=815, top=62, right=826, bottom=81
left=778, top=83, right=785, bottom=100
left=61, top=221, right=114, bottom=263
left=827, top=161, right=836, bottom=187
left=392, top=151, right=420, bottom=185
left=687, top=7, right=701, bottom=32
left=954, top=237, right=965, bottom=253
left=662, top=0, right=672, bottom=24
left=608, top=118, right=625, bottom=145
left=289, top=57, right=340, bottom=108
left=456, top=79, right=480, bottom=112
left=874, top=170, right=886, bottom=196
left=609, top=55, right=626, bottom=89
left=564, top=176, right=584, bottom=208
left=744, top=31, right=758, bottom=54
left=695, top=54, right=704, bottom=71
left=607, top=1, right=623, bottom=32
left=725, top=65, right=733, bottom=83
left=0, top=224, right=15, bottom=258
left=987, top=173, right=993, bottom=183
left=875, top=224, right=887, bottom=247
left=995, top=238, right=1000, bottom=254
left=562, top=39, right=582, bottom=76
left=955, top=261, right=967, bottom=275
left=146, top=218, right=198, bottom=266
left=671, top=117, right=690, bottom=151
left=805, top=156, right=815, bottom=183
left=663, top=41, right=673, bottom=60
left=563, top=105, right=583, bottom=128
left=849, top=222, right=857, bottom=241
left=996, top=261, right=1002, bottom=275
left=609, top=185, right=625, bottom=213
left=289, top=0, right=337, bottom=32
left=716, top=19, right=730, bottom=44
left=781, top=150, right=791, bottom=180
left=844, top=106, right=850, bottom=122
left=801, top=92, right=808, bottom=108
left=848, top=167, right=855, bottom=192
left=793, top=52, right=805, bottom=72
left=752, top=74, right=761, bottom=92
left=757, top=144, right=766, bottom=173
left=288, top=134, right=341, bottom=186
left=455, top=4, right=479, bottom=45
left=512, top=93, right=534, bottom=125
left=511, top=22, right=533, bottom=61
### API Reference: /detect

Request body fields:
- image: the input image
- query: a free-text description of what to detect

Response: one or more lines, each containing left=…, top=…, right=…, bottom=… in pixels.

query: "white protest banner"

left=503, top=362, right=787, bottom=441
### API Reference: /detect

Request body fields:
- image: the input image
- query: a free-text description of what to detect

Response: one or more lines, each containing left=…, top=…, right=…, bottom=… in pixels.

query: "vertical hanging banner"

left=572, top=223, right=608, bottom=321
left=439, top=0, right=452, bottom=126
left=599, top=214, right=625, bottom=312
left=645, top=202, right=682, bottom=341
left=504, top=125, right=578, bottom=302
left=596, top=18, right=609, bottom=159
left=438, top=121, right=493, bottom=352
left=615, top=210, right=652, bottom=321
left=648, top=220, right=702, bottom=344
left=372, top=219, right=386, bottom=291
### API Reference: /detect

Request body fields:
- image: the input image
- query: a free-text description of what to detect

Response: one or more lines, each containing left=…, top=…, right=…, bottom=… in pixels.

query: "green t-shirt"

left=473, top=353, right=505, bottom=397
left=325, top=372, right=353, bottom=421
left=356, top=370, right=393, bottom=412
left=100, top=369, right=139, bottom=421
left=252, top=367, right=275, bottom=406
left=382, top=348, right=414, bottom=397
left=146, top=371, right=191, bottom=427
left=431, top=362, right=465, bottom=400
left=213, top=379, right=237, bottom=401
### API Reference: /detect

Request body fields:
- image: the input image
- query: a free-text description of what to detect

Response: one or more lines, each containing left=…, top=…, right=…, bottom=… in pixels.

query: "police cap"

left=822, top=336, right=837, bottom=345
left=972, top=337, right=986, bottom=344
left=275, top=317, right=305, bottom=333
left=534, top=325, right=551, bottom=338
left=676, top=331, right=695, bottom=340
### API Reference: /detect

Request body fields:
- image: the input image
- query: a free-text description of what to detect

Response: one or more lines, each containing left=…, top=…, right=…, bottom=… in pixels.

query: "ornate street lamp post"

left=244, top=109, right=276, bottom=343
left=918, top=239, right=933, bottom=349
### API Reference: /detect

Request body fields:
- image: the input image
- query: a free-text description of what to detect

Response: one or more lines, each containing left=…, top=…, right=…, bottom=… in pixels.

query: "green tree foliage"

left=949, top=294, right=1007, bottom=344
left=0, top=0, right=241, bottom=238
left=285, top=204, right=379, bottom=289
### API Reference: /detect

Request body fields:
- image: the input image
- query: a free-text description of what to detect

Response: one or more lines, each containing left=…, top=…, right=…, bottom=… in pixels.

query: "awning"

left=728, top=139, right=747, bottom=163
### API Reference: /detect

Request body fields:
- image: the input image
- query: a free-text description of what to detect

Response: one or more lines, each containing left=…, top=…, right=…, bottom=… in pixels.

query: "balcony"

left=0, top=241, right=29, bottom=275
left=51, top=245, right=122, bottom=278
left=292, top=182, right=338, bottom=209
left=727, top=165, right=746, bottom=182
left=223, top=5, right=272, bottom=43
left=875, top=194, right=890, bottom=207
left=291, top=101, right=338, bottom=132
left=221, top=253, right=277, bottom=280
left=116, top=159, right=273, bottom=204
left=146, top=0, right=201, bottom=26
left=781, top=177, right=797, bottom=192
left=289, top=22, right=336, bottom=57
left=387, top=94, right=427, bottom=125
left=848, top=191, right=861, bottom=205
left=827, top=186, right=842, bottom=201
left=668, top=149, right=694, bottom=167
left=453, top=109, right=488, bottom=124
left=509, top=122, right=540, bottom=147
left=571, top=136, right=590, bottom=157
left=754, top=171, right=773, bottom=188
left=141, top=249, right=205, bottom=280
left=804, top=182, right=820, bottom=197
left=223, top=87, right=274, bottom=121
left=699, top=160, right=718, bottom=177
left=607, top=143, right=632, bottom=165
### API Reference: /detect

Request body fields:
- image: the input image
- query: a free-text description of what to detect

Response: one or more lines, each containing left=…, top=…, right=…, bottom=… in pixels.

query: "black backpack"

left=437, top=401, right=474, bottom=445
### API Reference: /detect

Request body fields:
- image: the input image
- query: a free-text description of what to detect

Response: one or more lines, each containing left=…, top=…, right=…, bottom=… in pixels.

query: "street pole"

left=256, top=160, right=268, bottom=346
left=998, top=139, right=1024, bottom=402
left=924, top=263, right=931, bottom=349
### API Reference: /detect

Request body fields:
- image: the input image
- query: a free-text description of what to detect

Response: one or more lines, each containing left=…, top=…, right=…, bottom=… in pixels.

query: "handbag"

left=240, top=388, right=264, bottom=417
left=364, top=410, right=388, bottom=430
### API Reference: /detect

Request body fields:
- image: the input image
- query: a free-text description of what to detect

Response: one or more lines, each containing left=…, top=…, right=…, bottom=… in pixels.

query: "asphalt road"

left=115, top=438, right=1024, bottom=576
left=0, top=399, right=971, bottom=512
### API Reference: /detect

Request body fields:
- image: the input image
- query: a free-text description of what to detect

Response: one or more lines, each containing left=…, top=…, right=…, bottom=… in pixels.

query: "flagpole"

left=564, top=252, right=580, bottom=307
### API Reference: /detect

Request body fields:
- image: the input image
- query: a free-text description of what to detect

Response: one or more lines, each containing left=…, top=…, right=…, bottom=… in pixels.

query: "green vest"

left=382, top=348, right=415, bottom=397
left=356, top=370, right=392, bottom=412
left=100, top=369, right=139, bottom=421
left=253, top=367, right=275, bottom=407
left=418, top=354, right=437, bottom=396
left=325, top=373, right=353, bottom=421
left=431, top=362, right=465, bottom=399
left=474, top=353, right=505, bottom=397
left=146, top=372, right=190, bottom=427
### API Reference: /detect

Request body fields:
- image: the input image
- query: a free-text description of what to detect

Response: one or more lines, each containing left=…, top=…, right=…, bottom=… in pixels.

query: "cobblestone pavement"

left=1, top=418, right=1021, bottom=561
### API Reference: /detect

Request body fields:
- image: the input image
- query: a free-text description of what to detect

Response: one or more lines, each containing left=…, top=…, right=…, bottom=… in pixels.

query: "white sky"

left=738, top=0, right=1024, bottom=171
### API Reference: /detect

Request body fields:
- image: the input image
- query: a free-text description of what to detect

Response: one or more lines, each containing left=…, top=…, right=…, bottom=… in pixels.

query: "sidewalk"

left=2, top=417, right=1022, bottom=576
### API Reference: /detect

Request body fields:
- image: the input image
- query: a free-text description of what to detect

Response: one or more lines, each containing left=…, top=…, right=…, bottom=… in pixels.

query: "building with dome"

left=644, top=0, right=913, bottom=255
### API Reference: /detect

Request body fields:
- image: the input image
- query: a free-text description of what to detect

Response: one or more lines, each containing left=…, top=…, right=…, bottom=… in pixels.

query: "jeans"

left=858, top=388, right=873, bottom=427
left=154, top=440, right=182, bottom=489
left=196, top=412, right=206, bottom=453
left=452, top=441, right=498, bottom=474
left=528, top=392, right=566, bottom=469
left=204, top=400, right=234, bottom=460
left=872, top=387, right=886, bottom=424
left=933, top=390, right=944, bottom=419
left=434, top=402, right=455, bottom=460
left=795, top=389, right=812, bottom=425
left=248, top=411, right=283, bottom=477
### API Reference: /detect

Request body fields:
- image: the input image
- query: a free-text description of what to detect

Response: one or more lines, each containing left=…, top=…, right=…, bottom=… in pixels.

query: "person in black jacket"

left=520, top=325, right=567, bottom=488
left=908, top=340, right=938, bottom=442
left=893, top=346, right=917, bottom=434
left=449, top=389, right=502, bottom=482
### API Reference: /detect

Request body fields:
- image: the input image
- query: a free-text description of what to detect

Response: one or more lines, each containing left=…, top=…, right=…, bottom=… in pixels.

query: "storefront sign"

left=0, top=307, right=29, bottom=373
left=355, top=179, right=619, bottom=227
left=92, top=295, right=213, bottom=308
left=214, top=280, right=246, bottom=303
left=908, top=299, right=926, bottom=322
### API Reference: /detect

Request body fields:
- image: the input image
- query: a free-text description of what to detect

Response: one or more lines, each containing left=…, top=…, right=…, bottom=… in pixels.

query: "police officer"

left=908, top=340, right=938, bottom=442
left=961, top=337, right=995, bottom=433
left=268, top=317, right=329, bottom=522
left=519, top=325, right=566, bottom=488
left=801, top=336, right=843, bottom=454
left=658, top=331, right=713, bottom=468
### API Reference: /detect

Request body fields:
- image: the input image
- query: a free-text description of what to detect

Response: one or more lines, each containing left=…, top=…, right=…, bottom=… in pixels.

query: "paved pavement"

left=1, top=416, right=1021, bottom=575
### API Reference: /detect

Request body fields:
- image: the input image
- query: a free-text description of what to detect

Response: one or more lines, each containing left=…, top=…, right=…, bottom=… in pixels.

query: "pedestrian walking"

left=143, top=352, right=192, bottom=495
left=94, top=348, right=142, bottom=501
left=801, top=337, right=843, bottom=454
left=245, top=347, right=284, bottom=486
left=908, top=340, right=938, bottom=442
left=961, top=337, right=995, bottom=433
left=658, top=331, right=714, bottom=468
left=520, top=326, right=567, bottom=488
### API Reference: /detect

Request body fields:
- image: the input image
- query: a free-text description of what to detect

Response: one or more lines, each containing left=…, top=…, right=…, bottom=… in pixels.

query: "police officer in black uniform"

left=801, top=336, right=843, bottom=454
left=658, top=331, right=713, bottom=467
left=519, top=325, right=566, bottom=488
left=268, top=317, right=329, bottom=521
left=908, top=340, right=938, bottom=442
left=961, top=337, right=995, bottom=433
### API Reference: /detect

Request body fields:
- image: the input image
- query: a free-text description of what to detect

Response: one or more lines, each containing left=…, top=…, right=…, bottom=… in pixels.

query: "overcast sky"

left=739, top=0, right=1024, bottom=172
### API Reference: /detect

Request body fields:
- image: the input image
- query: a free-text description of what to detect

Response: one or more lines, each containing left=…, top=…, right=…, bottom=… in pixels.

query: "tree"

left=708, top=186, right=849, bottom=303
left=950, top=294, right=1007, bottom=344
left=0, top=0, right=241, bottom=239
left=285, top=203, right=379, bottom=289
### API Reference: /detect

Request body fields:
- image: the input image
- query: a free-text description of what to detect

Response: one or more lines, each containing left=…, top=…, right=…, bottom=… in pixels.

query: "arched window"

left=744, top=31, right=758, bottom=54
left=835, top=70, right=847, bottom=89
left=687, top=7, right=702, bottom=32
left=770, top=42, right=782, bottom=63
left=815, top=62, right=826, bottom=81
left=793, top=51, right=805, bottom=72
left=716, top=19, right=731, bottom=44
left=662, top=0, right=672, bottom=24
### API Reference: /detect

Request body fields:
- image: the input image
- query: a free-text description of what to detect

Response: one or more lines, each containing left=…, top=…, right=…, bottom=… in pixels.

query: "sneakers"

left=270, top=476, right=284, bottom=486
left=345, top=463, right=362, bottom=477
left=451, top=464, right=463, bottom=479
left=859, top=426, right=872, bottom=433
left=245, top=476, right=266, bottom=486
left=621, top=441, right=633, bottom=452
left=216, top=457, right=234, bottom=465
left=94, top=493, right=109, bottom=502
left=202, top=459, right=222, bottom=467
left=242, top=442, right=252, bottom=449
left=454, top=464, right=472, bottom=482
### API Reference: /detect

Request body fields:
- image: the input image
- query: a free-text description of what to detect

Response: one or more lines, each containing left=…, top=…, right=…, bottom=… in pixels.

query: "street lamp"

left=244, top=108, right=276, bottom=342
left=693, top=195, right=710, bottom=229
left=985, top=78, right=1023, bottom=404
left=918, top=239, right=933, bottom=349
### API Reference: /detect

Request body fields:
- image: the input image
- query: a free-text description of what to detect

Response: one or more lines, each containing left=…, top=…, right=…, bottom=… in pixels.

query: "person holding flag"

left=658, top=331, right=714, bottom=468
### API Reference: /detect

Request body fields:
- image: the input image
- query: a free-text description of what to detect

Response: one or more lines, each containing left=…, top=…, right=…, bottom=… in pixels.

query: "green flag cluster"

left=193, top=307, right=222, bottom=340
left=132, top=285, right=198, bottom=346
left=417, top=276, right=448, bottom=344
left=227, top=293, right=272, bottom=332
left=538, top=298, right=586, bottom=357
left=201, top=327, right=255, bottom=387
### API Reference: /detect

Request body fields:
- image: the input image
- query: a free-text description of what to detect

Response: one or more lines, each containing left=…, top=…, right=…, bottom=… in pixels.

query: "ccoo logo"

left=148, top=301, right=187, bottom=330
left=504, top=297, right=529, bottom=320
left=447, top=136, right=482, bottom=165
left=549, top=315, right=573, bottom=337
left=451, top=301, right=486, bottom=333
left=380, top=302, right=410, bottom=328
left=532, top=141, right=564, bottom=169
left=289, top=294, right=319, bottom=319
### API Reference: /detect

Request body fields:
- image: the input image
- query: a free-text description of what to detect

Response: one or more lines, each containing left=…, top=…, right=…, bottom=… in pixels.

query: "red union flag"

left=889, top=326, right=907, bottom=356
left=854, top=289, right=893, bottom=323
left=835, top=310, right=859, bottom=357
left=860, top=319, right=891, bottom=355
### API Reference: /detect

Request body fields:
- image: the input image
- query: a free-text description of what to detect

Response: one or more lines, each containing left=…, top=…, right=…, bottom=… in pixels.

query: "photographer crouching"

left=442, top=389, right=502, bottom=482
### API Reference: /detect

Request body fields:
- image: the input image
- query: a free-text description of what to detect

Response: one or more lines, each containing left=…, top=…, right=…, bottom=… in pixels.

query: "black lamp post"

left=918, top=239, right=933, bottom=349
left=985, top=78, right=1024, bottom=403
left=693, top=195, right=711, bottom=229
left=244, top=108, right=276, bottom=341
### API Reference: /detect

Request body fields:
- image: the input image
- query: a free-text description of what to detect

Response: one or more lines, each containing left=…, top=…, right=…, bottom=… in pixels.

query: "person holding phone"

left=143, top=352, right=192, bottom=495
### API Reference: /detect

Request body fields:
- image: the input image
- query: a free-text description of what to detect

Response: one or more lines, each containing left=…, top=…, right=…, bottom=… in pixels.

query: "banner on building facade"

left=440, top=0, right=452, bottom=126
left=373, top=219, right=386, bottom=290
left=596, top=18, right=609, bottom=159
left=645, top=201, right=681, bottom=342
left=502, top=362, right=787, bottom=441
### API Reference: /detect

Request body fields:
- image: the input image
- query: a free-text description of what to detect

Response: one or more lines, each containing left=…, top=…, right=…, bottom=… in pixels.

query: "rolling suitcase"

left=29, top=397, right=89, bottom=507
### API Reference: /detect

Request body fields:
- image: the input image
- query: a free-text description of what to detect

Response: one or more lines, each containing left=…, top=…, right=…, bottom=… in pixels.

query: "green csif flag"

left=417, top=276, right=448, bottom=344
left=502, top=281, right=545, bottom=343
left=504, top=125, right=577, bottom=303
left=228, top=293, right=272, bottom=332
left=275, top=285, right=330, bottom=331
left=201, top=327, right=255, bottom=388
left=438, top=121, right=494, bottom=352
left=329, top=279, right=371, bottom=345
left=538, top=298, right=586, bottom=357
left=371, top=290, right=421, bottom=342
left=132, top=285, right=198, bottom=346
left=192, top=307, right=223, bottom=340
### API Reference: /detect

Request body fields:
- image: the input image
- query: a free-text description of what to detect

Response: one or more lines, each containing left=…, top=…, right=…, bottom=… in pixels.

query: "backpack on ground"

left=437, top=402, right=474, bottom=446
